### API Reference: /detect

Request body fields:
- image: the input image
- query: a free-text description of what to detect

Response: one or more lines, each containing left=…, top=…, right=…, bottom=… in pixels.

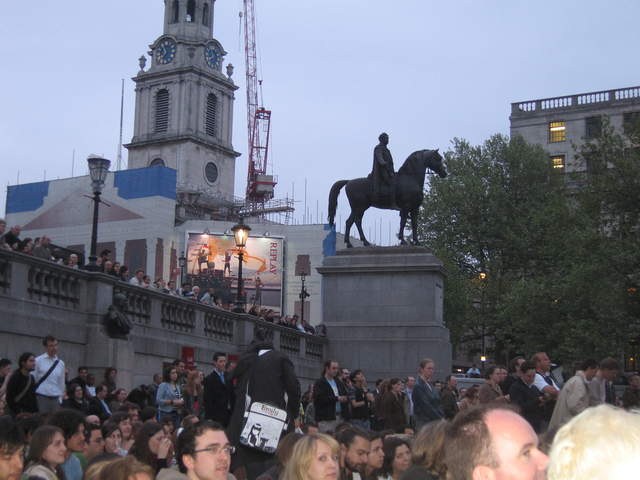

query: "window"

left=550, top=155, right=565, bottom=170
left=585, top=116, right=602, bottom=139
left=186, top=0, right=195, bottom=22
left=205, top=93, right=217, bottom=136
left=203, top=3, right=209, bottom=26
left=155, top=89, right=169, bottom=133
left=205, top=162, right=218, bottom=183
left=585, top=152, right=604, bottom=175
left=623, top=111, right=640, bottom=135
left=549, top=121, right=566, bottom=142
left=150, top=158, right=165, bottom=167
left=172, top=0, right=180, bottom=23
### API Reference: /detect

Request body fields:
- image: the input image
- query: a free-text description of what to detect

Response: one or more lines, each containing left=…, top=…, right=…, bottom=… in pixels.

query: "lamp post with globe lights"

left=86, top=155, right=111, bottom=271
left=232, top=218, right=251, bottom=313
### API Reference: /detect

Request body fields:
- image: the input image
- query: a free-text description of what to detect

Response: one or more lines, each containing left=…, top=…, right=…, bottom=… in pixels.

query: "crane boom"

left=243, top=0, right=275, bottom=211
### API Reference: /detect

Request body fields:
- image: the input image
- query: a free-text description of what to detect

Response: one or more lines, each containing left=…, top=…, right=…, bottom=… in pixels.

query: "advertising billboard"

left=185, top=232, right=284, bottom=312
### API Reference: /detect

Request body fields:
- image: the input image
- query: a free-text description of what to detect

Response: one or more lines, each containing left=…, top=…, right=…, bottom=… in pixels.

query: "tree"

left=417, top=129, right=640, bottom=365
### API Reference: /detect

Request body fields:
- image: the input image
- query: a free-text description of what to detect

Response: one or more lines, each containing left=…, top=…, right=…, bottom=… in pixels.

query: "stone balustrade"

left=511, top=85, right=640, bottom=116
left=0, top=249, right=327, bottom=388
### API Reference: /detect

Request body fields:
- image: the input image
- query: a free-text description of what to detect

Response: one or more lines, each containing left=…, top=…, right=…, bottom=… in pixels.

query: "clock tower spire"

left=125, top=0, right=239, bottom=202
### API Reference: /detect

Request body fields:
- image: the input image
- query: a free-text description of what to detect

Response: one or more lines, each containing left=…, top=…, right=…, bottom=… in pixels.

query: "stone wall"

left=0, top=249, right=327, bottom=390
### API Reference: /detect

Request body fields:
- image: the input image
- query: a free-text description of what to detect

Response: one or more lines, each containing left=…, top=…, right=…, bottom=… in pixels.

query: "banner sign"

left=185, top=232, right=284, bottom=312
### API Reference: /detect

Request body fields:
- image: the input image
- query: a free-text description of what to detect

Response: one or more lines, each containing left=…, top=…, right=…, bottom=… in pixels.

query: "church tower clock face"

left=204, top=43, right=220, bottom=69
left=155, top=38, right=177, bottom=64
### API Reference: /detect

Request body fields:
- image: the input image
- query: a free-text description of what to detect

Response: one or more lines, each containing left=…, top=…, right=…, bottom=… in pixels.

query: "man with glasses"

left=175, top=420, right=234, bottom=480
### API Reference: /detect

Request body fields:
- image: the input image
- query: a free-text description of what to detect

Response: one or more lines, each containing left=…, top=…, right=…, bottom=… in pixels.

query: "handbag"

left=239, top=369, right=288, bottom=454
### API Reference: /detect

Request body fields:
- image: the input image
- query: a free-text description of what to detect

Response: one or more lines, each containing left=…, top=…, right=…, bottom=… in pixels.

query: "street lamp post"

left=178, top=252, right=187, bottom=286
left=232, top=218, right=251, bottom=313
left=86, top=155, right=111, bottom=271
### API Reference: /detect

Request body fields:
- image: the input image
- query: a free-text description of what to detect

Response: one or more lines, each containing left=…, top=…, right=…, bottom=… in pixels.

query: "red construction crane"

left=243, top=0, right=275, bottom=212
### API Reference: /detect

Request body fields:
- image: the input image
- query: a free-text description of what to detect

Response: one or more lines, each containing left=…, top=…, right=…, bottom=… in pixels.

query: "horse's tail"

left=328, top=180, right=348, bottom=226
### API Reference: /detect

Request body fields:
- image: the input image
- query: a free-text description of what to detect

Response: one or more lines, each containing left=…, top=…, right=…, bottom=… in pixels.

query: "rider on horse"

left=369, top=132, right=395, bottom=206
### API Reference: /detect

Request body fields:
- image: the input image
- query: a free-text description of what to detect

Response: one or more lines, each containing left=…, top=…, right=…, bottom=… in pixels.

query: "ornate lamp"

left=86, top=155, right=111, bottom=271
left=232, top=218, right=251, bottom=312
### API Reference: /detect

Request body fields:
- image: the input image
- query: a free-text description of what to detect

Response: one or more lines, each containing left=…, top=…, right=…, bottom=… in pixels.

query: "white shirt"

left=129, top=276, right=143, bottom=286
left=534, top=372, right=559, bottom=393
left=34, top=353, right=66, bottom=399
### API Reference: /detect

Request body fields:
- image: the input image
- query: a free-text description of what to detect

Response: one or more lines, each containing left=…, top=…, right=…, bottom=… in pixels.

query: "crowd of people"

left=1, top=333, right=639, bottom=480
left=0, top=220, right=325, bottom=334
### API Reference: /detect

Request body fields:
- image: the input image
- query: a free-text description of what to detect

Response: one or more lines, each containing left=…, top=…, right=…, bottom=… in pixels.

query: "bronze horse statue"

left=328, top=149, right=447, bottom=248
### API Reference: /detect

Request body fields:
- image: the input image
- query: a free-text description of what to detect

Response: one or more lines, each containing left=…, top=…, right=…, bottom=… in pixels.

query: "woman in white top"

left=23, top=425, right=67, bottom=480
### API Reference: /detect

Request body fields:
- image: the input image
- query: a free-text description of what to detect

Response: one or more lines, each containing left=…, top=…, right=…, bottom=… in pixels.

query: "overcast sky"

left=2, top=1, right=639, bottom=245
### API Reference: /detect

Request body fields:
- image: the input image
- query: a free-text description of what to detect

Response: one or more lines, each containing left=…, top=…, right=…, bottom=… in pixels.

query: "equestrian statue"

left=328, top=133, right=447, bottom=248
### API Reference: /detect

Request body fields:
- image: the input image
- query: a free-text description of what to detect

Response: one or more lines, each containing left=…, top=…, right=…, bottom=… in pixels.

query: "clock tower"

left=125, top=0, right=239, bottom=202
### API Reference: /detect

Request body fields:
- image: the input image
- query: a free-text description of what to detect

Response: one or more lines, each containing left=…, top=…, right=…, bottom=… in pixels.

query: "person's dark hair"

left=0, top=416, right=25, bottom=454
left=508, top=356, right=525, bottom=373
left=600, top=357, right=620, bottom=371
left=163, top=366, right=177, bottom=383
left=104, top=367, right=117, bottom=380
left=0, top=358, right=11, bottom=369
left=141, top=406, right=157, bottom=422
left=519, top=361, right=536, bottom=374
left=85, top=422, right=102, bottom=441
left=110, top=412, right=130, bottom=426
left=17, top=415, right=45, bottom=439
left=119, top=265, right=129, bottom=276
left=172, top=359, right=184, bottom=367
left=580, top=358, right=598, bottom=372
left=47, top=408, right=86, bottom=442
left=42, top=335, right=56, bottom=346
left=322, top=359, right=337, bottom=376
left=119, top=401, right=141, bottom=414
left=95, top=384, right=108, bottom=395
left=301, top=422, right=318, bottom=434
left=380, top=436, right=411, bottom=476
left=66, top=382, right=83, bottom=398
left=18, top=352, right=34, bottom=369
left=444, top=405, right=516, bottom=480
left=26, top=425, right=65, bottom=477
left=129, top=422, right=163, bottom=469
left=484, top=365, right=499, bottom=379
left=350, top=369, right=363, bottom=383
left=101, top=421, right=121, bottom=441
left=213, top=352, right=226, bottom=362
left=78, top=366, right=88, bottom=373
left=176, top=420, right=225, bottom=473
left=335, top=427, right=369, bottom=447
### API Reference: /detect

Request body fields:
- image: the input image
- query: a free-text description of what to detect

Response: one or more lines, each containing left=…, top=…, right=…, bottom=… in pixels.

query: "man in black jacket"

left=227, top=327, right=301, bottom=480
left=6, top=353, right=38, bottom=417
left=314, top=360, right=349, bottom=433
left=204, top=352, right=233, bottom=427
left=509, top=361, right=544, bottom=433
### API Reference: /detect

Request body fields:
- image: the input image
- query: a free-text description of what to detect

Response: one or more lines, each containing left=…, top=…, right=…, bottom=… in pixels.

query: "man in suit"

left=227, top=327, right=301, bottom=479
left=88, top=384, right=112, bottom=422
left=204, top=352, right=233, bottom=427
left=412, top=358, right=444, bottom=429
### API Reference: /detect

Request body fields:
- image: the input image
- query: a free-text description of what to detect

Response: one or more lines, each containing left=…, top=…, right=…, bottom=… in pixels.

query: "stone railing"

left=0, top=249, right=327, bottom=381
left=511, top=85, right=640, bottom=115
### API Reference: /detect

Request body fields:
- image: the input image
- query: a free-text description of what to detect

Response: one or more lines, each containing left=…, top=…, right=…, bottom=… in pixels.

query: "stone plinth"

left=317, top=247, right=451, bottom=381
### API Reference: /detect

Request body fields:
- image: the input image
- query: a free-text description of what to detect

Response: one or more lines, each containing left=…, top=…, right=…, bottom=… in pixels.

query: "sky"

left=1, top=1, right=639, bottom=245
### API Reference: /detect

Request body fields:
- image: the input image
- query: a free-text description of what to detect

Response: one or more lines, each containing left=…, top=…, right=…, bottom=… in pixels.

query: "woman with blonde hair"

left=96, top=455, right=155, bottom=480
left=281, top=433, right=340, bottom=480
left=182, top=369, right=205, bottom=419
left=401, top=420, right=447, bottom=480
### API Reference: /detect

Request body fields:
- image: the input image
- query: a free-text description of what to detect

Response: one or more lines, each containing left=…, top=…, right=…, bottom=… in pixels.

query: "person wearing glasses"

left=168, top=420, right=235, bottom=480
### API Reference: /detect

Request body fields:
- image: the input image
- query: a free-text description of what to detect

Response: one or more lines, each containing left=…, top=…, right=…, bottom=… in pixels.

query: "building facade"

left=510, top=85, right=640, bottom=172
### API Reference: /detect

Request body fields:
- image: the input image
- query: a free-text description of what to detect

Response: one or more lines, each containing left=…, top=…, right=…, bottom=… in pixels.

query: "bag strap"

left=35, top=360, right=60, bottom=391
left=14, top=374, right=34, bottom=403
